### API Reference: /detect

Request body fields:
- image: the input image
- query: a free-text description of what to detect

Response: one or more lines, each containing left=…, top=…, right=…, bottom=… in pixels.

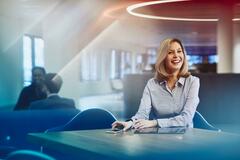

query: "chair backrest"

left=193, top=111, right=221, bottom=131
left=0, top=109, right=80, bottom=150
left=47, top=108, right=117, bottom=132
left=6, top=150, right=55, bottom=160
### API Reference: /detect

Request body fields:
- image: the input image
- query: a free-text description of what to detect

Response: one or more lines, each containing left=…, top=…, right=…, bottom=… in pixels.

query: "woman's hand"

left=133, top=119, right=158, bottom=130
left=112, top=121, right=133, bottom=131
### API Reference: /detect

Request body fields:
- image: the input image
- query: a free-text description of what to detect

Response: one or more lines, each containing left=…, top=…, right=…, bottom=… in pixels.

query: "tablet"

left=134, top=127, right=186, bottom=134
left=105, top=130, right=123, bottom=134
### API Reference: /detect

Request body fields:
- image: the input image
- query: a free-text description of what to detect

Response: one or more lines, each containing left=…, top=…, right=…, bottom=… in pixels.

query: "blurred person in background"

left=14, top=67, right=47, bottom=110
left=29, top=73, right=75, bottom=110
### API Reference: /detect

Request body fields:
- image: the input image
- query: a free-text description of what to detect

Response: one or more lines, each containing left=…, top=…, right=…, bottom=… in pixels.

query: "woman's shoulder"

left=147, top=77, right=158, bottom=82
left=146, top=78, right=161, bottom=86
left=185, top=75, right=200, bottom=84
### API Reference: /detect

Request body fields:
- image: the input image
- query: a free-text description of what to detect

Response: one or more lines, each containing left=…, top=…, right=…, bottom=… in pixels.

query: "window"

left=135, top=48, right=157, bottom=73
left=110, top=49, right=118, bottom=79
left=80, top=50, right=103, bottom=81
left=145, top=48, right=157, bottom=71
left=136, top=53, right=143, bottom=72
left=187, top=55, right=203, bottom=66
left=208, top=55, right=218, bottom=64
left=23, top=35, right=44, bottom=86
left=110, top=50, right=132, bottom=79
left=80, top=48, right=156, bottom=81
left=147, top=48, right=157, bottom=64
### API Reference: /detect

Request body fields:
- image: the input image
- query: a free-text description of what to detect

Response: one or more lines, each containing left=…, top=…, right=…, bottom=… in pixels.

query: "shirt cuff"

left=157, top=118, right=170, bottom=128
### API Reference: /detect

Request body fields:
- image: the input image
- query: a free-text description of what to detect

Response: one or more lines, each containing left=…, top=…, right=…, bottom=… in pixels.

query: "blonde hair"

left=154, top=38, right=190, bottom=80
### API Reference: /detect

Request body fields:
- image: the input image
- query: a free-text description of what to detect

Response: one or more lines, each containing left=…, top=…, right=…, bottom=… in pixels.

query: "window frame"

left=23, top=34, right=44, bottom=86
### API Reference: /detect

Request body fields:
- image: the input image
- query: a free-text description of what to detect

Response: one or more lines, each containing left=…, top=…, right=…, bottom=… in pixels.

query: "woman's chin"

left=167, top=67, right=181, bottom=73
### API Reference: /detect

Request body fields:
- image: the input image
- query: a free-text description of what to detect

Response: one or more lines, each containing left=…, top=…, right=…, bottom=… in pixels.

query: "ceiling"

left=0, top=0, right=239, bottom=50
left=133, top=0, right=240, bottom=19
left=0, top=0, right=61, bottom=18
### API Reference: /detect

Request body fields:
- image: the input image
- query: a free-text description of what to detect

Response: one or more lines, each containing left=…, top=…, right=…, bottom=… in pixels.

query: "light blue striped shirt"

left=132, top=75, right=200, bottom=128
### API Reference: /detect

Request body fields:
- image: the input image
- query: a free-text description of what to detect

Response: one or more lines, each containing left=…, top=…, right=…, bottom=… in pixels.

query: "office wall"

left=0, top=15, right=44, bottom=109
left=233, top=23, right=240, bottom=73
left=40, top=0, right=116, bottom=104
left=0, top=16, right=22, bottom=109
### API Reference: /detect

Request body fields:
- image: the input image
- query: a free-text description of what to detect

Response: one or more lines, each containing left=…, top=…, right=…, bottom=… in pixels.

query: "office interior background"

left=0, top=0, right=240, bottom=129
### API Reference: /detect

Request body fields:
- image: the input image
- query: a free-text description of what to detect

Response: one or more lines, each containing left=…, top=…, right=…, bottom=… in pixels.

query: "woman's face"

left=165, top=41, right=184, bottom=74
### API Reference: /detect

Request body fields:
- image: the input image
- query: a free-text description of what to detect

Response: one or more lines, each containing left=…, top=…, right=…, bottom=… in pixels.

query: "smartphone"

left=105, top=126, right=124, bottom=134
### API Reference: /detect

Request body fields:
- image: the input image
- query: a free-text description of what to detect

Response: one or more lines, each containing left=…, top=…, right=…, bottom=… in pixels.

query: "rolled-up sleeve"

left=157, top=77, right=200, bottom=128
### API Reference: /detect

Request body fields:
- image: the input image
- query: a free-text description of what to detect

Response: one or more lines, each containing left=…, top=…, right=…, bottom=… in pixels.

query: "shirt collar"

left=178, top=77, right=185, bottom=86
left=158, top=78, right=166, bottom=85
left=47, top=93, right=59, bottom=98
left=158, top=77, right=185, bottom=86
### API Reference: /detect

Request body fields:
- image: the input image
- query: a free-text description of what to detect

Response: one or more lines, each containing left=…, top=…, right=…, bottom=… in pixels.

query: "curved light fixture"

left=233, top=18, right=240, bottom=21
left=126, top=0, right=240, bottom=22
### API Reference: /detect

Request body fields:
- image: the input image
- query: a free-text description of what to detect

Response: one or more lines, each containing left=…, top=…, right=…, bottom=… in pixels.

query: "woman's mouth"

left=171, top=59, right=181, bottom=65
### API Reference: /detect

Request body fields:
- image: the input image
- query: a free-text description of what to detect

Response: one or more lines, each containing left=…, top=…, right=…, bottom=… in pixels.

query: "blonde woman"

left=112, top=38, right=200, bottom=131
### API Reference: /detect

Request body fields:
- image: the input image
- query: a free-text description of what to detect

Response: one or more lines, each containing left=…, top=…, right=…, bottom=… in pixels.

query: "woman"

left=112, top=38, right=200, bottom=131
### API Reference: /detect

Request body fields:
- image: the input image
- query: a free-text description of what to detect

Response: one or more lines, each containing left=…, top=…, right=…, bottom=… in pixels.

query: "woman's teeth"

left=172, top=60, right=181, bottom=64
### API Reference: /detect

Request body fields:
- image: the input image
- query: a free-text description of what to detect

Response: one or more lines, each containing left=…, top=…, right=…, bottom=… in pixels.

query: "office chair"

left=46, top=108, right=117, bottom=132
left=40, top=108, right=117, bottom=155
left=193, top=111, right=221, bottom=132
left=5, top=150, right=55, bottom=160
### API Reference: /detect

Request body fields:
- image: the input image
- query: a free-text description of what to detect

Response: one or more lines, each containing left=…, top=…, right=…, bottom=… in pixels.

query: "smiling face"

left=165, top=41, right=184, bottom=75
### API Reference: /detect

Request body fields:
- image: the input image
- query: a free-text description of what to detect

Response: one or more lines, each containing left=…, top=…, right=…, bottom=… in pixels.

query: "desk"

left=28, top=128, right=240, bottom=160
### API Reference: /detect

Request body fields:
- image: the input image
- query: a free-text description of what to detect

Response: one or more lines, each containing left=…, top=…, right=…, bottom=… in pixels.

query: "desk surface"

left=28, top=128, right=240, bottom=160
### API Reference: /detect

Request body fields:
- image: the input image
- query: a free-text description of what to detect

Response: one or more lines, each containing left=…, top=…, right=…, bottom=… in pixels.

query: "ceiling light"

left=126, top=0, right=240, bottom=22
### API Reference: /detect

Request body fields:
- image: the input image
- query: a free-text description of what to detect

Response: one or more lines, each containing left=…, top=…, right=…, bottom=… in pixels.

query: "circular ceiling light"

left=126, top=0, right=240, bottom=22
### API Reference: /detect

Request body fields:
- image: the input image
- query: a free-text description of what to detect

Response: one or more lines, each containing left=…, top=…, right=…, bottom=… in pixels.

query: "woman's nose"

left=172, top=51, right=178, bottom=56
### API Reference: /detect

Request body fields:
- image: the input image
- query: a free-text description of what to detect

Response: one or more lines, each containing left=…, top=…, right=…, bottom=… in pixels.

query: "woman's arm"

left=111, top=80, right=155, bottom=131
left=156, top=77, right=200, bottom=128
left=131, top=80, right=153, bottom=120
